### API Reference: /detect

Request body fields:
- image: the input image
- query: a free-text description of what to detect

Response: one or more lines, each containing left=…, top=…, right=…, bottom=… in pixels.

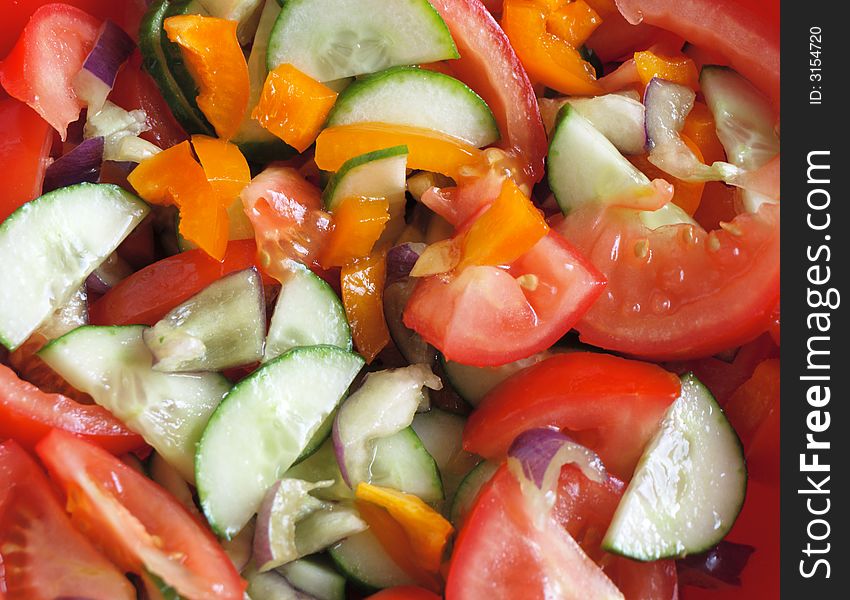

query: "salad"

left=0, top=0, right=780, bottom=599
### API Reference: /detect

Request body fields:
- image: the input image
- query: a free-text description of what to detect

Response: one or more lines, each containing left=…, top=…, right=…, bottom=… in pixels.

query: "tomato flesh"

left=35, top=430, right=246, bottom=600
left=404, top=232, right=605, bottom=367
left=0, top=440, right=135, bottom=600
left=0, top=4, right=100, bottom=139
left=0, top=98, right=51, bottom=223
left=558, top=203, right=780, bottom=360
left=463, top=352, right=681, bottom=479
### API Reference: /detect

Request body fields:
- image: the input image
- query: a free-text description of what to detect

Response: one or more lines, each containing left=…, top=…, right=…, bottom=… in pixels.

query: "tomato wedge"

left=89, top=239, right=272, bottom=326
left=0, top=440, right=135, bottom=600
left=428, top=0, right=548, bottom=185
left=404, top=232, right=605, bottom=367
left=0, top=364, right=144, bottom=454
left=35, top=430, right=246, bottom=600
left=446, top=464, right=624, bottom=599
left=0, top=98, right=52, bottom=223
left=613, top=0, right=779, bottom=109
left=463, top=352, right=681, bottom=479
left=367, top=588, right=442, bottom=600
left=558, top=203, right=780, bottom=360
left=0, top=4, right=100, bottom=139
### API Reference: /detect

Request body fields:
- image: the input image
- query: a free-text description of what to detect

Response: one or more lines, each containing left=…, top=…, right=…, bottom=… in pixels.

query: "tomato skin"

left=89, top=239, right=273, bottom=326
left=0, top=440, right=135, bottom=600
left=0, top=363, right=145, bottom=454
left=558, top=203, right=780, bottom=360
left=404, top=232, right=606, bottom=367
left=0, top=4, right=101, bottom=139
left=428, top=0, right=548, bottom=185
left=35, top=430, right=246, bottom=600
left=463, top=352, right=680, bottom=479
left=0, top=98, right=52, bottom=223
left=366, top=587, right=442, bottom=600
left=613, top=0, right=779, bottom=109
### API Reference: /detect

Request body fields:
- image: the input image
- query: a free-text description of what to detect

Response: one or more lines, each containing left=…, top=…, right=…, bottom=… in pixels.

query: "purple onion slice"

left=386, top=242, right=426, bottom=286
left=86, top=251, right=133, bottom=295
left=42, top=137, right=104, bottom=193
left=74, top=20, right=135, bottom=112
left=677, top=541, right=756, bottom=589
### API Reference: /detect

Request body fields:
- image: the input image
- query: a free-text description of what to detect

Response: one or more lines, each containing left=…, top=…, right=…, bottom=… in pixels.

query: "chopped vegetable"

left=340, top=250, right=391, bottom=363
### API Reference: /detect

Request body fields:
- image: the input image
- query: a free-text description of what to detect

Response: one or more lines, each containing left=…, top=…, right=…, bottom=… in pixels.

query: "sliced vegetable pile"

left=0, top=1, right=779, bottom=599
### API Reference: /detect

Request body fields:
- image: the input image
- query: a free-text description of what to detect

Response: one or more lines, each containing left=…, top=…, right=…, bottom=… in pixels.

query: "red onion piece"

left=644, top=77, right=740, bottom=182
left=677, top=541, right=756, bottom=589
left=508, top=428, right=607, bottom=491
left=75, top=21, right=135, bottom=112
left=42, top=137, right=104, bottom=193
left=85, top=251, right=133, bottom=294
left=386, top=243, right=426, bottom=286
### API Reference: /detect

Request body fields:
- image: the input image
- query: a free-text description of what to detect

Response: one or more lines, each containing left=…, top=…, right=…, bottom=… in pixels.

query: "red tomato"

left=111, top=52, right=189, bottom=150
left=584, top=0, right=673, bottom=63
left=428, top=0, right=548, bottom=185
left=446, top=464, right=650, bottom=599
left=614, top=0, right=779, bottom=109
left=0, top=98, right=51, bottom=223
left=0, top=440, right=135, bottom=600
left=0, top=0, right=146, bottom=58
left=0, top=363, right=144, bottom=454
left=35, top=430, right=246, bottom=599
left=89, top=239, right=273, bottom=326
left=558, top=203, right=780, bottom=360
left=463, top=352, right=681, bottom=479
left=0, top=5, right=100, bottom=139
left=367, top=587, right=442, bottom=600
left=404, top=232, right=605, bottom=367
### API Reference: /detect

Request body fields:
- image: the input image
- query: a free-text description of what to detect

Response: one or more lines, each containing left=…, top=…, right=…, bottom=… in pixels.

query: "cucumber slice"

left=602, top=374, right=747, bottom=560
left=285, top=428, right=444, bottom=507
left=449, top=460, right=499, bottom=527
left=139, top=0, right=215, bottom=135
left=411, top=409, right=480, bottom=505
left=38, top=326, right=230, bottom=482
left=264, top=263, right=352, bottom=363
left=196, top=345, right=364, bottom=537
left=441, top=351, right=556, bottom=407
left=329, top=530, right=416, bottom=591
left=267, top=0, right=458, bottom=81
left=144, top=268, right=266, bottom=372
left=326, top=67, right=499, bottom=147
left=322, top=146, right=408, bottom=246
left=278, top=556, right=346, bottom=600
left=0, top=183, right=148, bottom=350
left=196, top=0, right=264, bottom=44
left=232, top=0, right=296, bottom=163
left=246, top=563, right=313, bottom=600
left=547, top=104, right=651, bottom=215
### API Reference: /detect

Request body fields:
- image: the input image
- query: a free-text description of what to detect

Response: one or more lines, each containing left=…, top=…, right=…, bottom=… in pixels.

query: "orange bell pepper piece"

left=547, top=0, right=601, bottom=47
left=191, top=135, right=251, bottom=203
left=682, top=101, right=726, bottom=164
left=163, top=15, right=249, bottom=140
left=502, top=0, right=602, bottom=96
left=128, top=141, right=228, bottom=260
left=340, top=250, right=390, bottom=363
left=252, top=64, right=338, bottom=153
left=315, top=123, right=485, bottom=179
left=320, top=196, right=391, bottom=269
left=634, top=50, right=699, bottom=90
left=629, top=135, right=706, bottom=216
left=457, top=179, right=549, bottom=269
left=355, top=483, right=454, bottom=575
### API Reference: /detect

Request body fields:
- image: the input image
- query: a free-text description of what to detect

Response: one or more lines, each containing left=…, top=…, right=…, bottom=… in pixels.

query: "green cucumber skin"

left=139, top=0, right=214, bottom=135
left=329, top=530, right=416, bottom=591
left=322, top=145, right=409, bottom=210
left=326, top=66, right=499, bottom=147
left=0, top=184, right=148, bottom=350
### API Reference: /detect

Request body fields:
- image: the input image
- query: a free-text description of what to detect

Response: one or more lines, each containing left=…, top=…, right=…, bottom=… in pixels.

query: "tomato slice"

left=0, top=364, right=144, bottom=454
left=0, top=4, right=100, bottom=139
left=0, top=97, right=52, bottom=223
left=463, top=352, right=680, bottom=479
left=428, top=0, right=548, bottom=185
left=558, top=203, right=780, bottom=360
left=35, top=430, right=246, bottom=600
left=446, top=465, right=626, bottom=599
left=404, top=231, right=605, bottom=367
left=0, top=440, right=135, bottom=600
left=366, top=587, right=442, bottom=600
left=613, top=0, right=779, bottom=109
left=89, top=239, right=272, bottom=326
